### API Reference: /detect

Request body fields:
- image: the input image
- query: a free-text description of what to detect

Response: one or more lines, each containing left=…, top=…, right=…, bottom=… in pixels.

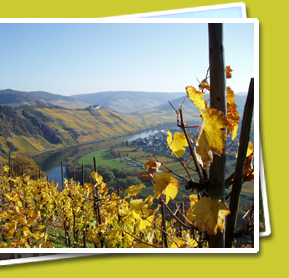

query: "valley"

left=0, top=88, right=250, bottom=164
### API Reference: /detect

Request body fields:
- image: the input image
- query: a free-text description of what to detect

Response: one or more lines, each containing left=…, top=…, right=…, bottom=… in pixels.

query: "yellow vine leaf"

left=5, top=223, right=16, bottom=236
left=147, top=231, right=155, bottom=244
left=232, top=125, right=238, bottom=141
left=227, top=87, right=240, bottom=139
left=243, top=142, right=254, bottom=181
left=98, top=182, right=107, bottom=193
left=23, top=226, right=32, bottom=238
left=188, top=196, right=230, bottom=235
left=236, top=142, right=254, bottom=158
left=153, top=172, right=178, bottom=204
left=145, top=160, right=161, bottom=171
left=185, top=194, right=198, bottom=224
left=226, top=66, right=233, bottom=78
left=170, top=237, right=183, bottom=248
left=32, top=231, right=43, bottom=241
left=246, top=141, right=254, bottom=157
left=139, top=215, right=154, bottom=231
left=144, top=195, right=154, bottom=207
left=198, top=78, right=210, bottom=91
left=44, top=241, right=52, bottom=248
left=170, top=234, right=198, bottom=248
left=167, top=131, right=188, bottom=158
left=125, top=184, right=146, bottom=197
left=194, top=109, right=229, bottom=169
left=91, top=171, right=103, bottom=185
left=185, top=86, right=206, bottom=110
left=137, top=160, right=161, bottom=181
left=3, top=166, right=10, bottom=173
left=130, top=199, right=145, bottom=211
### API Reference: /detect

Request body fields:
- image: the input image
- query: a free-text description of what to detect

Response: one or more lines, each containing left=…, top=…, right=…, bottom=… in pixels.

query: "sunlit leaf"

left=130, top=199, right=145, bottom=211
left=137, top=160, right=161, bottom=181
left=243, top=142, right=254, bottom=181
left=198, top=78, right=210, bottom=91
left=125, top=184, right=146, bottom=197
left=226, top=66, right=233, bottom=78
left=186, top=86, right=206, bottom=110
left=139, top=215, right=154, bottom=231
left=153, top=172, right=178, bottom=204
left=167, top=131, right=188, bottom=158
left=194, top=108, right=229, bottom=169
left=226, top=87, right=240, bottom=139
left=188, top=196, right=230, bottom=235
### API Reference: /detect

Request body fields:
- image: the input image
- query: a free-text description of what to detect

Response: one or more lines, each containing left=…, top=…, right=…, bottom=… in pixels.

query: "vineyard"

left=0, top=61, right=255, bottom=249
left=0, top=161, right=253, bottom=249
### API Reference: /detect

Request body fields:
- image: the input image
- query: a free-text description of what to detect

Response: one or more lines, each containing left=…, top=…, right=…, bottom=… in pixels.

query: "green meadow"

left=78, top=148, right=128, bottom=169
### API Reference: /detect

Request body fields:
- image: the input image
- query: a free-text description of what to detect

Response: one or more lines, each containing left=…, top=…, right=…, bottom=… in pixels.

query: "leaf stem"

left=179, top=109, right=204, bottom=184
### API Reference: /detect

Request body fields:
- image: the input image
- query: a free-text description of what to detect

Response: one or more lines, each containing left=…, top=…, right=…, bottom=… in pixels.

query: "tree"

left=12, top=156, right=45, bottom=179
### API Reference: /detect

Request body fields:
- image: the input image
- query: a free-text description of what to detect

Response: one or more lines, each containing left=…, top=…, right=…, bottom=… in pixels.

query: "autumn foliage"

left=0, top=66, right=254, bottom=248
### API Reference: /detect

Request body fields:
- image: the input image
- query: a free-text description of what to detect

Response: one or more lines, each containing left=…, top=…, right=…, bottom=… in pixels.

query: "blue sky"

left=0, top=21, right=255, bottom=96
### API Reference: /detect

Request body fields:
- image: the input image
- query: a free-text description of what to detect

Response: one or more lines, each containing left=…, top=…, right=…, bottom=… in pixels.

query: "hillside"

left=0, top=91, right=249, bottom=159
left=138, top=95, right=202, bottom=127
left=0, top=89, right=89, bottom=109
left=0, top=105, right=147, bottom=159
left=71, top=91, right=185, bottom=114
left=138, top=93, right=247, bottom=128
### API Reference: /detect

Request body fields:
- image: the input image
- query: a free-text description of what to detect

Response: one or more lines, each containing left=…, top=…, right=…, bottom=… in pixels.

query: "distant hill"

left=0, top=89, right=89, bottom=109
left=139, top=93, right=248, bottom=127
left=71, top=90, right=248, bottom=116
left=234, top=93, right=247, bottom=115
left=71, top=91, right=185, bottom=114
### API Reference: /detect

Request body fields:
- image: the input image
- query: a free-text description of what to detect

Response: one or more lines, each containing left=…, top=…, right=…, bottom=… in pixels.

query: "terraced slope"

left=0, top=105, right=146, bottom=158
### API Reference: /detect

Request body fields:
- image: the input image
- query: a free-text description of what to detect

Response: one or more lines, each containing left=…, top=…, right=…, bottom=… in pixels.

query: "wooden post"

left=82, top=163, right=84, bottom=186
left=8, top=151, right=11, bottom=177
left=93, top=157, right=97, bottom=173
left=225, top=78, right=254, bottom=247
left=38, top=162, right=41, bottom=179
left=117, top=179, right=120, bottom=197
left=208, top=23, right=227, bottom=248
left=61, top=161, right=64, bottom=190
left=160, top=199, right=168, bottom=248
left=93, top=157, right=103, bottom=248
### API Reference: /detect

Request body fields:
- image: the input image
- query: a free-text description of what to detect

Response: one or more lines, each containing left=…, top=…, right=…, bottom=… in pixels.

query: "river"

left=37, top=129, right=167, bottom=184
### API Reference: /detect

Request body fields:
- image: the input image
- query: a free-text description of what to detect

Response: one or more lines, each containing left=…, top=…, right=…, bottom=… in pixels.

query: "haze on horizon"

left=0, top=21, right=255, bottom=96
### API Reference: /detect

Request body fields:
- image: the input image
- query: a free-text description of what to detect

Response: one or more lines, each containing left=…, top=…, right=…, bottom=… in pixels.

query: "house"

left=87, top=104, right=101, bottom=110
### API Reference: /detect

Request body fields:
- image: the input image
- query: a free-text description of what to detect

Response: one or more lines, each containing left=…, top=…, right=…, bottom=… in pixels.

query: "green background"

left=0, top=0, right=281, bottom=276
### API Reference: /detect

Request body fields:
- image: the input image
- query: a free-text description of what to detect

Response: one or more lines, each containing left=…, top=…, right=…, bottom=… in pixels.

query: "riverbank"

left=28, top=128, right=151, bottom=160
left=28, top=121, right=177, bottom=161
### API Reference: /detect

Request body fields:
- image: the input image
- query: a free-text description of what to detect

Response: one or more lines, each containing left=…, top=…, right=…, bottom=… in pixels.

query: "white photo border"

left=0, top=17, right=259, bottom=254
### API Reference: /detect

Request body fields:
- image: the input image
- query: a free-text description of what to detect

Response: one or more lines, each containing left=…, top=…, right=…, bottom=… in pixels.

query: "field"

left=77, top=145, right=253, bottom=199
left=78, top=148, right=129, bottom=169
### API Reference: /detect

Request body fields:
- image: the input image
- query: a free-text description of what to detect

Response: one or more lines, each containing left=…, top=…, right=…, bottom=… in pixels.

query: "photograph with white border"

left=0, top=18, right=259, bottom=254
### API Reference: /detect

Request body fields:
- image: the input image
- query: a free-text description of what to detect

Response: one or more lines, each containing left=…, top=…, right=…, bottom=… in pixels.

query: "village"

left=116, top=130, right=172, bottom=168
